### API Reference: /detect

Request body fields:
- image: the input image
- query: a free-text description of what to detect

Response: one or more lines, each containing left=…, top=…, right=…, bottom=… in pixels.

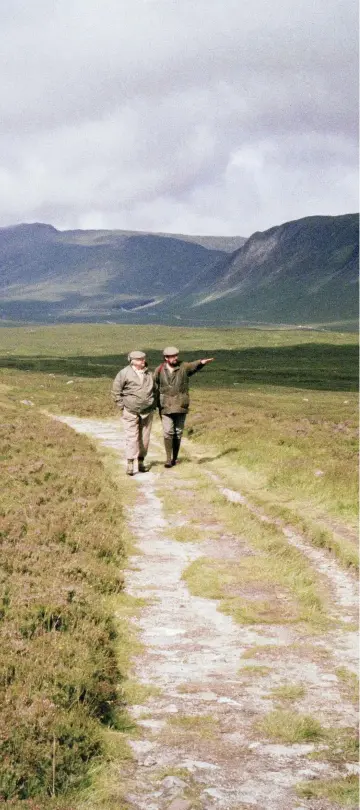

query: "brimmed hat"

left=163, top=346, right=179, bottom=356
left=128, top=350, right=146, bottom=361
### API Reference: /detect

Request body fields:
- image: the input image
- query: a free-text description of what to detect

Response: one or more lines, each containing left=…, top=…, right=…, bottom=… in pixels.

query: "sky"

left=0, top=0, right=358, bottom=237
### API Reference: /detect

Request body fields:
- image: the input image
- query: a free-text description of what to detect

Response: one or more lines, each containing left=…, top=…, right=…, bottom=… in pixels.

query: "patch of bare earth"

left=56, top=417, right=359, bottom=810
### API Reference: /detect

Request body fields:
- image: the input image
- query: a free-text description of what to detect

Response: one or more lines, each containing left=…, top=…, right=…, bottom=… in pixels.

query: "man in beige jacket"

left=112, top=350, right=155, bottom=475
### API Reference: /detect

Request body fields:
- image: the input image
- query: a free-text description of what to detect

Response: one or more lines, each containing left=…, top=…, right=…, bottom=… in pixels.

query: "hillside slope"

left=161, top=214, right=359, bottom=327
left=0, top=215, right=357, bottom=327
left=0, top=224, right=225, bottom=321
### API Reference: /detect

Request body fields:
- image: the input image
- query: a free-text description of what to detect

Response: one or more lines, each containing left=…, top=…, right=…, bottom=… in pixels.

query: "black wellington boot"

left=172, top=434, right=181, bottom=466
left=164, top=438, right=173, bottom=468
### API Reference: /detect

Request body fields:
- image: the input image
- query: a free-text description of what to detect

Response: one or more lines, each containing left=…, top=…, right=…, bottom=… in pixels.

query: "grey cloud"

left=0, top=0, right=358, bottom=235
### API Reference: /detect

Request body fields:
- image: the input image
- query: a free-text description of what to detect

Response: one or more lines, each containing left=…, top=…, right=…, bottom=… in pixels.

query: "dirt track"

left=57, top=416, right=359, bottom=810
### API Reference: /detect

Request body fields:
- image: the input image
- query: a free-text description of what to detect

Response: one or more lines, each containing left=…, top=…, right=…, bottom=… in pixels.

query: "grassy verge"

left=236, top=494, right=358, bottom=571
left=186, top=385, right=358, bottom=567
left=159, top=455, right=331, bottom=630
left=180, top=474, right=330, bottom=630
left=0, top=402, right=130, bottom=806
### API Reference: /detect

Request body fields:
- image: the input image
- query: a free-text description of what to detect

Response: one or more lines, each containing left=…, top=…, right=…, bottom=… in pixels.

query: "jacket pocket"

left=122, top=407, right=135, bottom=419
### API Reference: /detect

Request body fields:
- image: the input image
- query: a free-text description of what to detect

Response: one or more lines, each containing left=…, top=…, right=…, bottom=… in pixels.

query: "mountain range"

left=0, top=213, right=358, bottom=328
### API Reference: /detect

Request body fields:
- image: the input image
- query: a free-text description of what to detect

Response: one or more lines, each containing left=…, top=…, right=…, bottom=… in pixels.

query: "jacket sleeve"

left=153, top=366, right=161, bottom=408
left=111, top=369, right=126, bottom=408
left=184, top=360, right=204, bottom=377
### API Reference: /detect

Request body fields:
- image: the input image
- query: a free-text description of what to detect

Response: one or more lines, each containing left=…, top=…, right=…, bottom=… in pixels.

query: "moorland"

left=0, top=323, right=358, bottom=809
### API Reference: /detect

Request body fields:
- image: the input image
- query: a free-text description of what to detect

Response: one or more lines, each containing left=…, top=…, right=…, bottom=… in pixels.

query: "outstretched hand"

left=200, top=358, right=215, bottom=365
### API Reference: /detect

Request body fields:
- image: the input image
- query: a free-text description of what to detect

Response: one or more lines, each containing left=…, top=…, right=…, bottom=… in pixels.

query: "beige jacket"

left=111, top=365, right=155, bottom=415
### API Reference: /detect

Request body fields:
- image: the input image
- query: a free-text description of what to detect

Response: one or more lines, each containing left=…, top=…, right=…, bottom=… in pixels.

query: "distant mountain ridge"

left=161, top=214, right=358, bottom=326
left=0, top=215, right=358, bottom=328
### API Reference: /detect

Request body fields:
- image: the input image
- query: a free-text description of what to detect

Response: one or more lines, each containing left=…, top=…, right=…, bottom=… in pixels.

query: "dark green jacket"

left=154, top=361, right=203, bottom=414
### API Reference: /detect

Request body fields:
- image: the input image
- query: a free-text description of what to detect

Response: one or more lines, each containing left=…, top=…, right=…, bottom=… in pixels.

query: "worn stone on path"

left=183, top=759, right=219, bottom=771
left=142, top=754, right=158, bottom=767
left=162, top=776, right=188, bottom=791
left=345, top=763, right=360, bottom=774
left=203, top=787, right=224, bottom=799
left=164, top=703, right=179, bottom=713
left=197, top=691, right=218, bottom=701
left=166, top=799, right=192, bottom=810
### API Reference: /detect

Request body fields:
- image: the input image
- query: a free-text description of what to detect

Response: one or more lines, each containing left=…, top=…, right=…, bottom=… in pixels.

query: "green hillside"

left=162, top=214, right=359, bottom=328
left=0, top=215, right=358, bottom=328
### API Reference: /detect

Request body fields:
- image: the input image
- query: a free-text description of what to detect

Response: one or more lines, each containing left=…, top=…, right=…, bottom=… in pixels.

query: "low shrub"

left=0, top=407, right=126, bottom=801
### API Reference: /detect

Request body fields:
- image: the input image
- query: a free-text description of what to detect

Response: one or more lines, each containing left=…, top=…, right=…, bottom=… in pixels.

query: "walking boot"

left=126, top=459, right=134, bottom=476
left=138, top=457, right=150, bottom=473
left=172, top=434, right=181, bottom=466
left=164, top=438, right=173, bottom=468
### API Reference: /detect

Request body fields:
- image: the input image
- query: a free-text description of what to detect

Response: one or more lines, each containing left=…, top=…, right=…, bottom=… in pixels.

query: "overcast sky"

left=0, top=0, right=358, bottom=236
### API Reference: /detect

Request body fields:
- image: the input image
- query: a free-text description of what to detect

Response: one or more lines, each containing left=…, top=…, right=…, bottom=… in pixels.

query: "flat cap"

left=163, top=346, right=179, bottom=356
left=128, top=350, right=146, bottom=360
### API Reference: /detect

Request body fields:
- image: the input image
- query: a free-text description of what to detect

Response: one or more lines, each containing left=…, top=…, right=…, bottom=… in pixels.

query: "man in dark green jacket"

left=154, top=346, right=214, bottom=468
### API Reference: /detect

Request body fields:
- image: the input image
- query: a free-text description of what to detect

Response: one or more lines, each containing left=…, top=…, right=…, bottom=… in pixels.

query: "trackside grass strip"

left=0, top=405, right=130, bottom=806
left=182, top=493, right=330, bottom=630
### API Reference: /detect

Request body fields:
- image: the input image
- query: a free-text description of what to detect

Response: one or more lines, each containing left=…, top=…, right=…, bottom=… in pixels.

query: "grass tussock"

left=297, top=775, right=359, bottom=807
left=167, top=713, right=219, bottom=740
left=269, top=684, right=306, bottom=702
left=258, top=711, right=359, bottom=768
left=257, top=710, right=325, bottom=743
left=0, top=406, right=128, bottom=803
left=335, top=668, right=359, bottom=706
left=309, top=527, right=358, bottom=571
left=171, top=523, right=206, bottom=544
left=309, top=727, right=359, bottom=765
left=241, top=645, right=279, bottom=660
left=240, top=665, right=271, bottom=677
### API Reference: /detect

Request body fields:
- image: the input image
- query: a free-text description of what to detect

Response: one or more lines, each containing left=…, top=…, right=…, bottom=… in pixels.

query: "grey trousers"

left=161, top=413, right=186, bottom=440
left=122, top=408, right=153, bottom=460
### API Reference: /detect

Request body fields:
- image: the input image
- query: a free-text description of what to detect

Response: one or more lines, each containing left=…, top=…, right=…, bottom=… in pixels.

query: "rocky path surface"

left=56, top=417, right=359, bottom=810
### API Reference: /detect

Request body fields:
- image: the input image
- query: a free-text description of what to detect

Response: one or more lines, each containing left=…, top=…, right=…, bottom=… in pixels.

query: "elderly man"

left=112, top=350, right=155, bottom=475
left=154, top=346, right=214, bottom=468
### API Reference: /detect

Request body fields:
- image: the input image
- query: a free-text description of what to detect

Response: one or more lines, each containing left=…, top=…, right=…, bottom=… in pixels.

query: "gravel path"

left=56, top=416, right=359, bottom=810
